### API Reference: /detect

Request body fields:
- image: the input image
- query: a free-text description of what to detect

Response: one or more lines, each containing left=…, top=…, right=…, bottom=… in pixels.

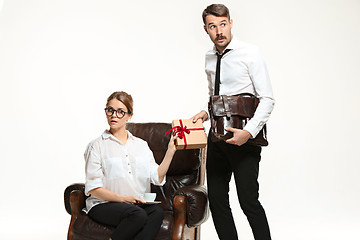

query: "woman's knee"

left=144, top=205, right=163, bottom=221
left=128, top=207, right=148, bottom=226
left=152, top=205, right=164, bottom=221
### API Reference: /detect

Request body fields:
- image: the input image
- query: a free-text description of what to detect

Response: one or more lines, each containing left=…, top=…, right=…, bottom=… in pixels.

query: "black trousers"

left=88, top=202, right=164, bottom=240
left=207, top=138, right=271, bottom=240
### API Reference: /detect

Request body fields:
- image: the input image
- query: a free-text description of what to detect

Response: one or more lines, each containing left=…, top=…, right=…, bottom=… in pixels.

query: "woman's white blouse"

left=84, top=130, right=165, bottom=212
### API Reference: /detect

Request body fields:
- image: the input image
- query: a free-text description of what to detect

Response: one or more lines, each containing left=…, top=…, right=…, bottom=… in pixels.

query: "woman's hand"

left=120, top=195, right=145, bottom=205
left=89, top=187, right=145, bottom=204
left=167, top=134, right=178, bottom=154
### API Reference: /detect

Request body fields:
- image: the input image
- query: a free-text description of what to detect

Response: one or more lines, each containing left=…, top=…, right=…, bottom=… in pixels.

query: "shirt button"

left=129, top=172, right=131, bottom=174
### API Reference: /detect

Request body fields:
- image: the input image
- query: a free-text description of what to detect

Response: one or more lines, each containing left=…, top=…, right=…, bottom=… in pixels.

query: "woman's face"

left=105, top=98, right=132, bottom=130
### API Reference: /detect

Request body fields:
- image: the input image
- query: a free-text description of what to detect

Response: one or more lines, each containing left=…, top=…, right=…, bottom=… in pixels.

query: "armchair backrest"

left=126, top=122, right=203, bottom=211
left=64, top=123, right=204, bottom=215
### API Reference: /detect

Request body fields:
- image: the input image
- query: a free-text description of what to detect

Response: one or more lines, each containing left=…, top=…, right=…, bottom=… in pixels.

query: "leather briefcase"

left=208, top=93, right=268, bottom=146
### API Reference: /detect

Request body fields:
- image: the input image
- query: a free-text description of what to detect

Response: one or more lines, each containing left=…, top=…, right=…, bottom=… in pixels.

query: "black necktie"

left=214, top=49, right=231, bottom=95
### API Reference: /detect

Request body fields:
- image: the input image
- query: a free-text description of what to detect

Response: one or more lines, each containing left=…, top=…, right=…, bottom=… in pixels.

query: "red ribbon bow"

left=165, top=120, right=204, bottom=149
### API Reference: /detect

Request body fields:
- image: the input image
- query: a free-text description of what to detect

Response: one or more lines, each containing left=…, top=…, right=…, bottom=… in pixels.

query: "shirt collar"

left=212, top=35, right=240, bottom=54
left=102, top=130, right=135, bottom=143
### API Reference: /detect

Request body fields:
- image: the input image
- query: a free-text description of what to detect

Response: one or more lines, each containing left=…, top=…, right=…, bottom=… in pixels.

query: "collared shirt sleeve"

left=243, top=46, right=275, bottom=137
left=202, top=51, right=216, bottom=118
left=84, top=141, right=104, bottom=195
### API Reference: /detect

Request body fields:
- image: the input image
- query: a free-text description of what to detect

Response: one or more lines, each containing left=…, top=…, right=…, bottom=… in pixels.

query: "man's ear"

left=203, top=25, right=208, bottom=34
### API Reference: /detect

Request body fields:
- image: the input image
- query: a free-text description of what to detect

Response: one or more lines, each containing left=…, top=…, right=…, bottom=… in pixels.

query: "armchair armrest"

left=64, top=183, right=86, bottom=240
left=172, top=195, right=187, bottom=240
left=69, top=190, right=85, bottom=216
left=174, top=185, right=209, bottom=227
left=64, top=183, right=86, bottom=214
left=68, top=190, right=86, bottom=240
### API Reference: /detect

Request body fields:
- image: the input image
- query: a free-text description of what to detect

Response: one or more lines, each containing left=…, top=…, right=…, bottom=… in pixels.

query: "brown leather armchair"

left=64, top=123, right=209, bottom=240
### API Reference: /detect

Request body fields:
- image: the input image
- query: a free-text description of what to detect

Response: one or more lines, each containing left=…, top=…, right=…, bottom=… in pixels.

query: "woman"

left=84, top=91, right=177, bottom=240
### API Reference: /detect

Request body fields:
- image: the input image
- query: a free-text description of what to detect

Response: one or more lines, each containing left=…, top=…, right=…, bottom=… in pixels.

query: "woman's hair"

left=202, top=4, right=230, bottom=24
left=106, top=91, right=133, bottom=114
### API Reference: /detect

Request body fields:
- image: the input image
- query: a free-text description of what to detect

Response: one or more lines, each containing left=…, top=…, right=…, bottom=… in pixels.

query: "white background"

left=1, top=0, right=359, bottom=239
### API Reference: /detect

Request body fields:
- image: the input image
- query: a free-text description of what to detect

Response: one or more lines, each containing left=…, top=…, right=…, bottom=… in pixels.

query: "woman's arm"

left=157, top=135, right=177, bottom=183
left=89, top=187, right=145, bottom=204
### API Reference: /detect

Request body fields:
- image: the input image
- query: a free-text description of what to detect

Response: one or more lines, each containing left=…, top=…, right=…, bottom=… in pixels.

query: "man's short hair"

left=202, top=4, right=230, bottom=24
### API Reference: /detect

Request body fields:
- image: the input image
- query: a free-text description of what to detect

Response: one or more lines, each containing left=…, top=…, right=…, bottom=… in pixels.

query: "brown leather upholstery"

left=64, top=122, right=209, bottom=240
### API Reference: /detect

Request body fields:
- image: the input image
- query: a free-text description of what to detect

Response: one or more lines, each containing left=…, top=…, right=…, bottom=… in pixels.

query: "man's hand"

left=192, top=110, right=209, bottom=123
left=225, top=127, right=252, bottom=146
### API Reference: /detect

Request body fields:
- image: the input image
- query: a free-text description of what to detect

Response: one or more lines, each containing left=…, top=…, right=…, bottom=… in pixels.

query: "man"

left=192, top=4, right=275, bottom=240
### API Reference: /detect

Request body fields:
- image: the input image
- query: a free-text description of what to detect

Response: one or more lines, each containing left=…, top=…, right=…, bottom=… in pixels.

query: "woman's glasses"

left=104, top=107, right=129, bottom=119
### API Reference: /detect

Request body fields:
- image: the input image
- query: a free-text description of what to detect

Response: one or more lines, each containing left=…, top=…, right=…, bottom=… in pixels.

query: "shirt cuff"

left=243, top=121, right=265, bottom=139
left=85, top=179, right=103, bottom=196
left=202, top=105, right=210, bottom=121
left=151, top=168, right=166, bottom=186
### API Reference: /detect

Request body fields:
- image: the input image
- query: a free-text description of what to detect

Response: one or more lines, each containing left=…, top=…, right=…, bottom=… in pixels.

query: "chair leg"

left=172, top=195, right=187, bottom=240
left=195, top=226, right=200, bottom=240
left=67, top=216, right=75, bottom=240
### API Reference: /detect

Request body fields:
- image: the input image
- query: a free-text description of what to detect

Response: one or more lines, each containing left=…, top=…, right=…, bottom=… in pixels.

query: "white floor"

left=2, top=177, right=359, bottom=240
left=1, top=212, right=359, bottom=240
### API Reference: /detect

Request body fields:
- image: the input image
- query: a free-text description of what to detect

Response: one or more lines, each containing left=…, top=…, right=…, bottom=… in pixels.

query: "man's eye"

left=210, top=25, right=215, bottom=29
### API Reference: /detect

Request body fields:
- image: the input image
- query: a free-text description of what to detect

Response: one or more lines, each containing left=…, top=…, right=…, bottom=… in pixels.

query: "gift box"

left=166, top=119, right=207, bottom=150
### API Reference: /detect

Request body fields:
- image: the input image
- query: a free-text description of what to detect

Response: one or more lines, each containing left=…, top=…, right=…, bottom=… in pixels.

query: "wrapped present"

left=166, top=119, right=207, bottom=150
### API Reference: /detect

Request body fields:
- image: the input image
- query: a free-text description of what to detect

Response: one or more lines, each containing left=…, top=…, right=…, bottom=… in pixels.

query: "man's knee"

left=239, top=196, right=263, bottom=214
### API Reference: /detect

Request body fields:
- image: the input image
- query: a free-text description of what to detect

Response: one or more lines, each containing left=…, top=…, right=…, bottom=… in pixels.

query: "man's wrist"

left=201, top=110, right=208, bottom=121
left=243, top=130, right=252, bottom=139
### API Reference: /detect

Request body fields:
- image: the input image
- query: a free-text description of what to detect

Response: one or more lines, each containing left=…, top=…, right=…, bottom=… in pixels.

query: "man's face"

left=204, top=15, right=233, bottom=53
